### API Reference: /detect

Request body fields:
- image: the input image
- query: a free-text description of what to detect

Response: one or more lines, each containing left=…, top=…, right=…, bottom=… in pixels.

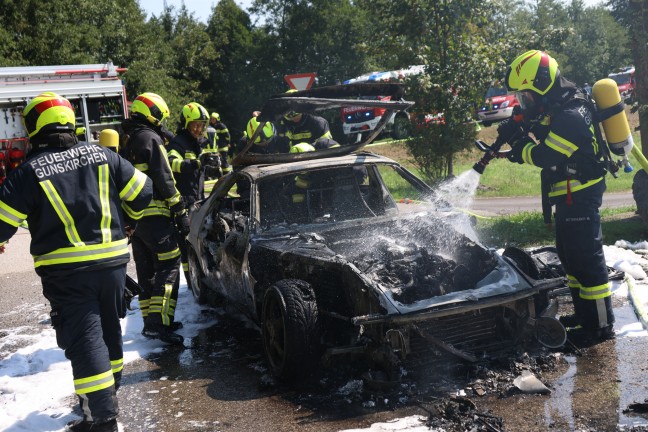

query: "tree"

left=205, top=0, right=256, bottom=136
left=365, top=0, right=510, bottom=181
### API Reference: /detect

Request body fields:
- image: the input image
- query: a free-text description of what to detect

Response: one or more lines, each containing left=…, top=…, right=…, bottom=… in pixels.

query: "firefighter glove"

left=507, top=137, right=532, bottom=164
left=186, top=159, right=201, bottom=172
left=174, top=209, right=190, bottom=237
left=496, top=117, right=523, bottom=144
left=200, top=152, right=220, bottom=168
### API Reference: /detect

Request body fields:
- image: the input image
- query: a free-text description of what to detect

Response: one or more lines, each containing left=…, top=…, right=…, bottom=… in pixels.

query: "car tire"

left=390, top=115, right=411, bottom=140
left=187, top=247, right=210, bottom=305
left=262, top=279, right=322, bottom=381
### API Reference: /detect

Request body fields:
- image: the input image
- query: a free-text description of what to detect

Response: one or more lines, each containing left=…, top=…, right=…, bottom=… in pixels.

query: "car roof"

left=237, top=152, right=398, bottom=180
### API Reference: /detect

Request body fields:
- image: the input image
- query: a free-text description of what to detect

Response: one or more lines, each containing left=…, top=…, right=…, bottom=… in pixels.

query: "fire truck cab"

left=608, top=66, right=636, bottom=104
left=0, top=62, right=128, bottom=181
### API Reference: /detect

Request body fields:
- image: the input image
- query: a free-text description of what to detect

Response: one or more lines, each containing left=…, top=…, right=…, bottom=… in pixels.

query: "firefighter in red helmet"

left=0, top=92, right=153, bottom=431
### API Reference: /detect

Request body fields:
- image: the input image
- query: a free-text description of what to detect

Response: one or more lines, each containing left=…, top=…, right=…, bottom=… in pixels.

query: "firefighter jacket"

left=515, top=94, right=606, bottom=205
left=167, top=129, right=206, bottom=207
left=205, top=125, right=218, bottom=154
left=121, top=118, right=183, bottom=217
left=0, top=141, right=153, bottom=273
left=278, top=114, right=333, bottom=148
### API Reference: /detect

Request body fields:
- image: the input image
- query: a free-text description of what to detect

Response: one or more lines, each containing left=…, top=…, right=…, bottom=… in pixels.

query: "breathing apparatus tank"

left=592, top=78, right=634, bottom=173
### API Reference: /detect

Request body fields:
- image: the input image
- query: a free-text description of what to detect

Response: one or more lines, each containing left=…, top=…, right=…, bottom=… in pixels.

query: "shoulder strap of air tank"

left=574, top=90, right=616, bottom=175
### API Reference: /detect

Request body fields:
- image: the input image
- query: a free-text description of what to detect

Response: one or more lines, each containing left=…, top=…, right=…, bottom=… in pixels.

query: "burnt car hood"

left=253, top=212, right=538, bottom=316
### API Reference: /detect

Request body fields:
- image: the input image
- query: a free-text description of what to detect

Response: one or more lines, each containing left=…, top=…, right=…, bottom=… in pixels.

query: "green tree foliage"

left=251, top=0, right=373, bottom=85
left=366, top=0, right=507, bottom=181
left=205, top=0, right=258, bottom=136
left=0, top=0, right=633, bottom=156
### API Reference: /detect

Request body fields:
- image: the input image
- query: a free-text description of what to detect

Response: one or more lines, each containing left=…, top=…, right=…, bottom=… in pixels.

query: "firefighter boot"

left=65, top=418, right=118, bottom=432
left=142, top=319, right=184, bottom=345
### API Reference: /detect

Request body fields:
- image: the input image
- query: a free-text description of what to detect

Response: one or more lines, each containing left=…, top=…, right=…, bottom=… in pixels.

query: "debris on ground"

left=425, top=396, right=505, bottom=431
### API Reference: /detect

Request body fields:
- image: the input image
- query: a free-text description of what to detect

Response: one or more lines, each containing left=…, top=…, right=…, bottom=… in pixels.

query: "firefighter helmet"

left=289, top=143, right=315, bottom=153
left=99, top=129, right=120, bottom=151
left=211, top=112, right=220, bottom=121
left=22, top=92, right=76, bottom=138
left=131, top=92, right=170, bottom=127
left=246, top=117, right=275, bottom=145
left=505, top=50, right=559, bottom=96
left=180, top=102, right=209, bottom=129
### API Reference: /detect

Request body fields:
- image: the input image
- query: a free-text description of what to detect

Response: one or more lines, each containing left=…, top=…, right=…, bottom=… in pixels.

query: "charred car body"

left=186, top=84, right=567, bottom=381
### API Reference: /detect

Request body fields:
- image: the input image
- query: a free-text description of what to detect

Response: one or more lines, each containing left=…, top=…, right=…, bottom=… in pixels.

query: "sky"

left=139, top=0, right=604, bottom=23
left=1, top=245, right=647, bottom=431
left=140, top=0, right=253, bottom=22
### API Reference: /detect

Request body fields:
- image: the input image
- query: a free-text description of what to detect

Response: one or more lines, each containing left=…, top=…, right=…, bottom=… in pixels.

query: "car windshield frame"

left=252, top=160, right=442, bottom=234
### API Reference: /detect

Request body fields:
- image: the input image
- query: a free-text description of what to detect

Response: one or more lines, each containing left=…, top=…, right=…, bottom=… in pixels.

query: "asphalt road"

left=471, top=191, right=635, bottom=217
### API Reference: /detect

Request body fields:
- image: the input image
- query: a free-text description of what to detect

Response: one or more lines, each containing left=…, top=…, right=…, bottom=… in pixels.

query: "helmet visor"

left=516, top=91, right=537, bottom=111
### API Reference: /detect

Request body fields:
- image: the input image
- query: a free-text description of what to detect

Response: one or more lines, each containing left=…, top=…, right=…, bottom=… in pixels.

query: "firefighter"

left=168, top=102, right=210, bottom=209
left=502, top=50, right=614, bottom=341
left=0, top=92, right=153, bottom=432
left=120, top=92, right=188, bottom=345
left=278, top=109, right=334, bottom=150
left=277, top=89, right=334, bottom=149
left=168, top=102, right=214, bottom=283
left=206, top=112, right=232, bottom=175
left=204, top=113, right=223, bottom=180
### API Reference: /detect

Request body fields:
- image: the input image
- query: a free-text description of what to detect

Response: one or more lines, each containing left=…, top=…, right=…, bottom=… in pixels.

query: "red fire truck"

left=0, top=62, right=128, bottom=183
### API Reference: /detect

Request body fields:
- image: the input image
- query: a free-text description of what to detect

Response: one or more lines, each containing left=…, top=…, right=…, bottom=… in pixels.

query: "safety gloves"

left=506, top=137, right=534, bottom=164
left=174, top=209, right=191, bottom=237
left=496, top=117, right=524, bottom=145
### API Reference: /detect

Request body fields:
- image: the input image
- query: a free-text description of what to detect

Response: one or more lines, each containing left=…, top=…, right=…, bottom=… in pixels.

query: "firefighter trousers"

left=131, top=215, right=181, bottom=327
left=41, top=265, right=126, bottom=422
left=555, top=200, right=614, bottom=330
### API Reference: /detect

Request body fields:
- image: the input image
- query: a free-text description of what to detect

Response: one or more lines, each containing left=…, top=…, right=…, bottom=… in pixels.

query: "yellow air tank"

left=592, top=78, right=643, bottom=172
left=99, top=129, right=120, bottom=152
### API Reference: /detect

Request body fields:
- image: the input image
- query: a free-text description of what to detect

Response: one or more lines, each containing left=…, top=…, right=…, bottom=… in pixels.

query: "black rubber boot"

left=559, top=314, right=581, bottom=328
left=65, top=418, right=118, bottom=432
left=142, top=322, right=184, bottom=345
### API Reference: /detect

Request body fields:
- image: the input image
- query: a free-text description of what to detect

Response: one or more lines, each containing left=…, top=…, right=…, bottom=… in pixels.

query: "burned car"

left=185, top=84, right=567, bottom=381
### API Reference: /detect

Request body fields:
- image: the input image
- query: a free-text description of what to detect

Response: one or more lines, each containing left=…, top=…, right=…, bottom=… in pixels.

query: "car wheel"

left=262, top=279, right=321, bottom=381
left=390, top=115, right=411, bottom=140
left=187, top=247, right=209, bottom=305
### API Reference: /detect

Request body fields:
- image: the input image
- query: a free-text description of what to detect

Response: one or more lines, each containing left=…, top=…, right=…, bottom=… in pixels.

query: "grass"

left=474, top=207, right=647, bottom=249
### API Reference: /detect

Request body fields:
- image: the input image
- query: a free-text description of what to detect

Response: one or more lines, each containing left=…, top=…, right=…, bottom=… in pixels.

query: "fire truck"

left=0, top=62, right=128, bottom=185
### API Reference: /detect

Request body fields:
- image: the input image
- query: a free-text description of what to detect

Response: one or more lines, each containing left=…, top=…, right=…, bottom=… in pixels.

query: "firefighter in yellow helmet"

left=168, top=102, right=210, bottom=208
left=204, top=112, right=232, bottom=176
left=167, top=102, right=212, bottom=286
left=1, top=92, right=153, bottom=431
left=277, top=89, right=334, bottom=148
left=121, top=92, right=186, bottom=345
left=234, top=116, right=287, bottom=156
left=502, top=50, right=614, bottom=342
